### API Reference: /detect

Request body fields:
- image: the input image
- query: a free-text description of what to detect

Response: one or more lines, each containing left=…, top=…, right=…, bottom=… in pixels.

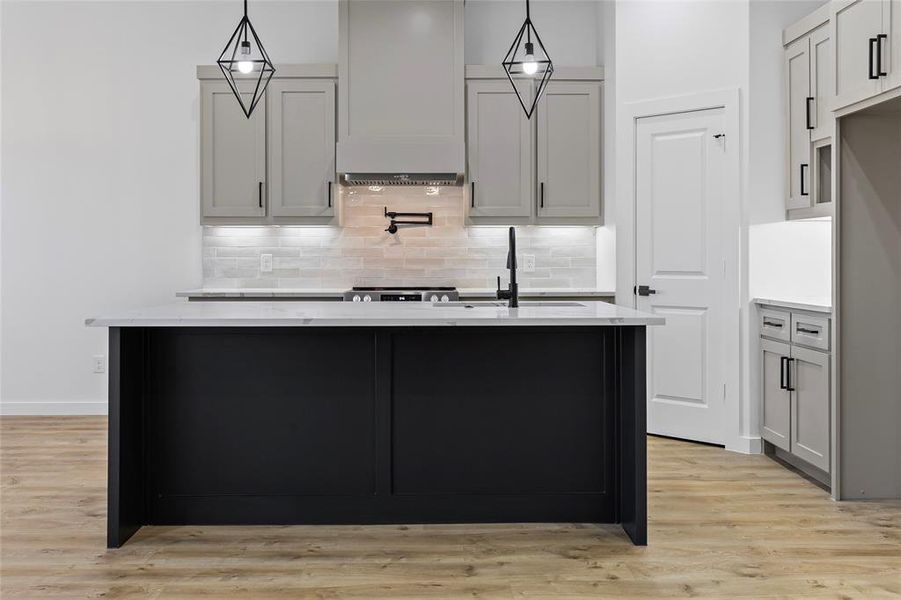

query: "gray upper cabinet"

left=831, top=0, right=886, bottom=110
left=198, top=65, right=338, bottom=224
left=537, top=81, right=601, bottom=220
left=201, top=80, right=267, bottom=218
left=465, top=69, right=603, bottom=224
left=268, top=79, right=336, bottom=218
left=466, top=80, right=533, bottom=218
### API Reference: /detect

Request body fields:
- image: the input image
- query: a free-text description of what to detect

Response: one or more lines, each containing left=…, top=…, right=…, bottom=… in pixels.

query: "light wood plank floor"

left=1, top=417, right=899, bottom=599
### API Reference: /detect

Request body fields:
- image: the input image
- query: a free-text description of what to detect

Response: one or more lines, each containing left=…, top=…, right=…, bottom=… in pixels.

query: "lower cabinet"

left=760, top=308, right=831, bottom=474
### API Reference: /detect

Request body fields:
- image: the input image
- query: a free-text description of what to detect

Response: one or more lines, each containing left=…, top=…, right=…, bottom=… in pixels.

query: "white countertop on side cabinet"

left=752, top=297, right=832, bottom=314
left=86, top=300, right=664, bottom=328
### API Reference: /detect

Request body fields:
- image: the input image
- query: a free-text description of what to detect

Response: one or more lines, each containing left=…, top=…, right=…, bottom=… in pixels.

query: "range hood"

left=342, top=173, right=462, bottom=187
left=336, top=0, right=465, bottom=185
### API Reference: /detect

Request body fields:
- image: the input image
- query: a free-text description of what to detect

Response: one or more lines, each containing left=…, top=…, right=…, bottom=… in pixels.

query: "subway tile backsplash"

left=202, top=186, right=597, bottom=289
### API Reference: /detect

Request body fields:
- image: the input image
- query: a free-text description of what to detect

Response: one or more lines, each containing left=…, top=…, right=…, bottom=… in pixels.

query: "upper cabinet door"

left=466, top=80, right=533, bottom=218
left=268, top=80, right=336, bottom=218
left=809, top=26, right=834, bottom=141
left=883, top=0, right=901, bottom=93
left=536, top=81, right=601, bottom=220
left=785, top=37, right=813, bottom=211
left=831, top=0, right=884, bottom=110
left=201, top=81, right=267, bottom=218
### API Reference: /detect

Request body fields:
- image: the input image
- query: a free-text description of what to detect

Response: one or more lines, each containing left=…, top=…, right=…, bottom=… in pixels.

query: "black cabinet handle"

left=258, top=181, right=263, bottom=208
left=763, top=319, right=784, bottom=329
left=877, top=34, right=888, bottom=77
left=806, top=97, right=815, bottom=130
left=780, top=356, right=787, bottom=390
left=869, top=37, right=880, bottom=79
left=327, top=181, right=332, bottom=208
left=470, top=181, right=475, bottom=208
left=800, top=164, right=809, bottom=196
left=797, top=326, right=820, bottom=335
left=540, top=182, right=545, bottom=209
left=785, top=357, right=795, bottom=392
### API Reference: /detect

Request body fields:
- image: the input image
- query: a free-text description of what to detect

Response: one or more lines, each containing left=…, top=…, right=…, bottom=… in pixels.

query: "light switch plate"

left=92, top=355, right=106, bottom=374
left=260, top=254, right=273, bottom=273
left=523, top=254, right=536, bottom=273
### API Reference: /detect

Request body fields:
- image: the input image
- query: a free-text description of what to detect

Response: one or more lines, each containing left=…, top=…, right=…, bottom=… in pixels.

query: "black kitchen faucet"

left=496, top=226, right=519, bottom=308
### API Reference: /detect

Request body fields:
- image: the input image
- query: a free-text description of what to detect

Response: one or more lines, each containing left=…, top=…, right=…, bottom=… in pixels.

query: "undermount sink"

left=436, top=301, right=585, bottom=308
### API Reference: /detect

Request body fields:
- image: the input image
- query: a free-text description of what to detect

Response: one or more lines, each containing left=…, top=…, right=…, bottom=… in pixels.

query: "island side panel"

left=617, top=325, right=648, bottom=545
left=108, top=327, right=147, bottom=548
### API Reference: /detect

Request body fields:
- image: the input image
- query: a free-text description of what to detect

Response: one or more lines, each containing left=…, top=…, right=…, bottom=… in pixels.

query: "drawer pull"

left=763, top=319, right=784, bottom=329
left=797, top=326, right=820, bottom=335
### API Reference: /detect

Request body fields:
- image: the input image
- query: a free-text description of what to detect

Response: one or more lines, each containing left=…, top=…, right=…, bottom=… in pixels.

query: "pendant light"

left=501, top=0, right=554, bottom=119
left=216, top=0, right=275, bottom=118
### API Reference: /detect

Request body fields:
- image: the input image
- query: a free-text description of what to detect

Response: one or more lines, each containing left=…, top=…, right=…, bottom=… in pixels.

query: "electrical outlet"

left=92, top=355, right=106, bottom=374
left=523, top=254, right=536, bottom=273
left=260, top=253, right=273, bottom=273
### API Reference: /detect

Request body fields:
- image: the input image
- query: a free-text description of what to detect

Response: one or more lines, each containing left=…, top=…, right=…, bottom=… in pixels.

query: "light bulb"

left=522, top=55, right=538, bottom=75
left=522, top=42, right=538, bottom=76
left=237, top=40, right=254, bottom=74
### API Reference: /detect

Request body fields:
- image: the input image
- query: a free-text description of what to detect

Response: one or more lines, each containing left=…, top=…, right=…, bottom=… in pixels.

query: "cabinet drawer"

left=759, top=308, right=791, bottom=342
left=791, top=312, right=830, bottom=351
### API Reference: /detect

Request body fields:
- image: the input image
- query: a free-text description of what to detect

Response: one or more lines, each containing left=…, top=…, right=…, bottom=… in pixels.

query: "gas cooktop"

left=344, top=287, right=459, bottom=303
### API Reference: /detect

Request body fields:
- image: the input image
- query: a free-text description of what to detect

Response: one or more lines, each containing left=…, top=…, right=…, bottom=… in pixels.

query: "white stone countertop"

left=175, top=288, right=616, bottom=299
left=752, top=297, right=832, bottom=314
left=86, top=300, right=663, bottom=328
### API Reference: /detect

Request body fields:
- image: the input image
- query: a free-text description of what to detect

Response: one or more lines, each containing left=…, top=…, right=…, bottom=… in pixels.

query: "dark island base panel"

left=108, top=326, right=647, bottom=548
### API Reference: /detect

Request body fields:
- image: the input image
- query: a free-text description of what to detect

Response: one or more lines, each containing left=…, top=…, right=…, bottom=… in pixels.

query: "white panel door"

left=790, top=346, right=831, bottom=472
left=761, top=339, right=792, bottom=452
left=785, top=37, right=812, bottom=211
left=636, top=108, right=726, bottom=445
left=268, top=80, right=336, bottom=218
left=536, top=81, right=601, bottom=219
left=201, top=81, right=267, bottom=218
left=831, top=0, right=884, bottom=110
left=466, top=80, right=533, bottom=218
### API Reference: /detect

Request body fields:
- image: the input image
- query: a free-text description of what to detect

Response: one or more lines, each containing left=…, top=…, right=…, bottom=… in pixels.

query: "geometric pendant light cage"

left=216, top=0, right=275, bottom=118
left=501, top=0, right=554, bottom=119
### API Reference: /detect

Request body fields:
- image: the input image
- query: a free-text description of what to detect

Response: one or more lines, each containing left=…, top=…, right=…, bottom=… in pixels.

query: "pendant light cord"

left=243, top=0, right=248, bottom=43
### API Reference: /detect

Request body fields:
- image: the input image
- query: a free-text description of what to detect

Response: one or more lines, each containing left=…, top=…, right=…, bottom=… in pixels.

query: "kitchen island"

left=87, top=301, right=663, bottom=548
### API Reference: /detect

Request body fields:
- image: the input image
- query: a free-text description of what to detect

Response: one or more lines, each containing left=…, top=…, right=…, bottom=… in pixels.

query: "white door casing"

left=636, top=108, right=727, bottom=445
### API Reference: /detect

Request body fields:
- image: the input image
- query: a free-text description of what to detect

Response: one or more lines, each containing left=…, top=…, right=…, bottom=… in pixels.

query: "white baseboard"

left=726, top=435, right=763, bottom=455
left=0, top=400, right=108, bottom=416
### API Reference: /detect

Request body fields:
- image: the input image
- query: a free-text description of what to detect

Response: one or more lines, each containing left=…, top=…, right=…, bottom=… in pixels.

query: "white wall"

left=0, top=1, right=338, bottom=414
left=749, top=218, right=832, bottom=304
left=465, top=0, right=602, bottom=66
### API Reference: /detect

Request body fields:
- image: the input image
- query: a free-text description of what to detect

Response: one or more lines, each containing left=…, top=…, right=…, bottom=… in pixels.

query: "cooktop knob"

left=430, top=294, right=439, bottom=302
left=352, top=295, right=361, bottom=302
left=363, top=294, right=372, bottom=302
left=440, top=295, right=449, bottom=303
